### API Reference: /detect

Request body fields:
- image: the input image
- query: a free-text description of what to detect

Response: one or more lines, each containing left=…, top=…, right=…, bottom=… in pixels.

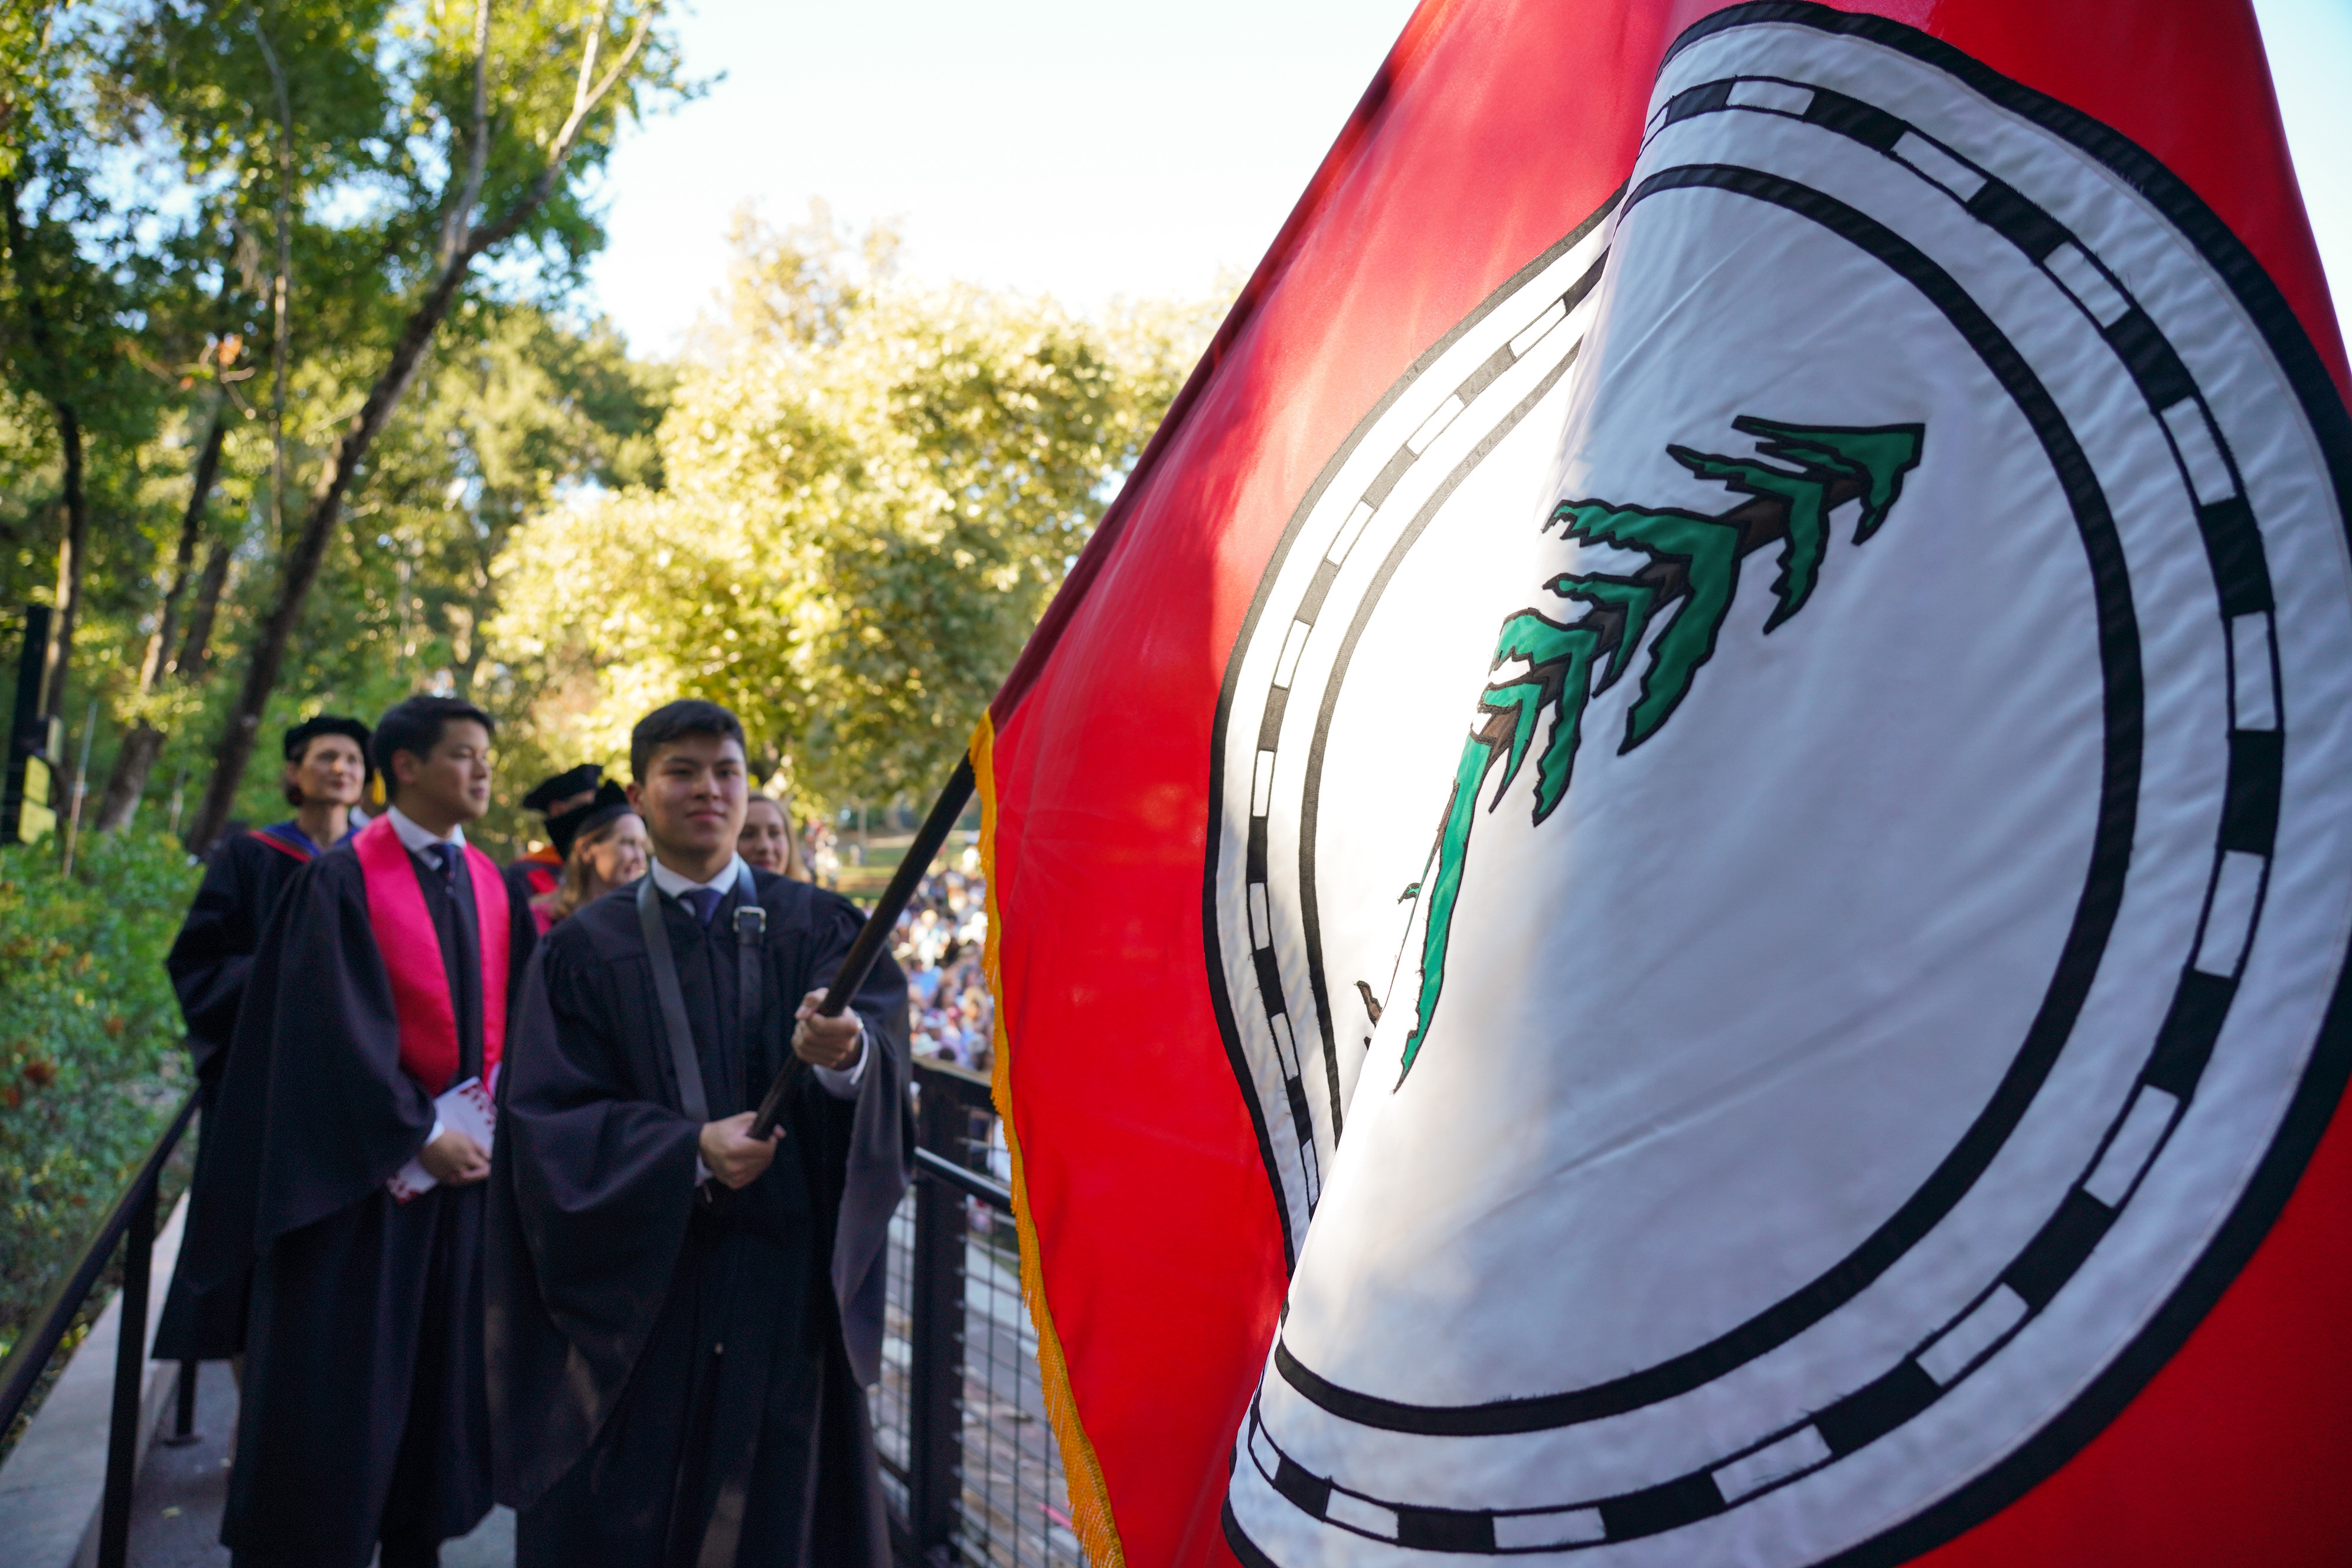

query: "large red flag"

left=974, top=3, right=2351, bottom=1566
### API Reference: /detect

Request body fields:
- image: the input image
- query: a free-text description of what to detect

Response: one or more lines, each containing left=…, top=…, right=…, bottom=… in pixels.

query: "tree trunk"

left=181, top=1, right=661, bottom=854
left=187, top=259, right=470, bottom=854
left=94, top=399, right=232, bottom=832
left=92, top=722, right=161, bottom=832
left=144, top=398, right=227, bottom=688
left=41, top=409, right=86, bottom=719
left=2, top=177, right=90, bottom=722
left=173, top=537, right=234, bottom=680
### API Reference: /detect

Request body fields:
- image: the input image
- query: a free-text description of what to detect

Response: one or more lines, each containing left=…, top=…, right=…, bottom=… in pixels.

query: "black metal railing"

left=0, top=1087, right=199, bottom=1568
left=0, top=1064, right=1084, bottom=1568
left=878, top=1060, right=1086, bottom=1568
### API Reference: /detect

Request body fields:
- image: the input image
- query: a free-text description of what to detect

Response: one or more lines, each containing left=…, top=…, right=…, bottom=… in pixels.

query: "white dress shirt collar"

left=385, top=804, right=465, bottom=855
left=649, top=852, right=750, bottom=898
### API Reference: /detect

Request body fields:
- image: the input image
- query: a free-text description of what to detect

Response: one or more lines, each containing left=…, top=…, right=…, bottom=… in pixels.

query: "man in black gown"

left=155, top=714, right=370, bottom=1364
left=175, top=695, right=537, bottom=1567
left=489, top=700, right=910, bottom=1567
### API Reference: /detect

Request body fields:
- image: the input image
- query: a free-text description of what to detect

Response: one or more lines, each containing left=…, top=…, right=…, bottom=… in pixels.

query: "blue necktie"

left=429, top=841, right=461, bottom=887
left=681, top=886, right=723, bottom=927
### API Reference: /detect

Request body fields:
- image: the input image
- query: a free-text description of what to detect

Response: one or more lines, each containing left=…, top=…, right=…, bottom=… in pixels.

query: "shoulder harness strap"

left=732, top=861, right=765, bottom=1069
left=635, top=876, right=711, bottom=1123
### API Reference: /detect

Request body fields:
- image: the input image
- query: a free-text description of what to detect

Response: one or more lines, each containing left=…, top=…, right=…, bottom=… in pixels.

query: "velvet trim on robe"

left=486, top=868, right=910, bottom=1551
left=355, top=815, right=509, bottom=1093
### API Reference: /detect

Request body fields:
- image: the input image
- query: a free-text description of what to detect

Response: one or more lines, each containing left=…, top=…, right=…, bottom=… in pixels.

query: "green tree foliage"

left=5, top=5, right=1213, bottom=863
left=94, top=300, right=666, bottom=842
left=492, top=207, right=1220, bottom=814
left=0, top=0, right=682, bottom=852
left=0, top=831, right=198, bottom=1351
left=1, top=3, right=187, bottom=721
left=179, top=0, right=680, bottom=851
left=267, top=300, right=667, bottom=843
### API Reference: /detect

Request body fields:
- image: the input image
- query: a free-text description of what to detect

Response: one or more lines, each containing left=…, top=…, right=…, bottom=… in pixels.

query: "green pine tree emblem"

left=1398, top=417, right=1925, bottom=1083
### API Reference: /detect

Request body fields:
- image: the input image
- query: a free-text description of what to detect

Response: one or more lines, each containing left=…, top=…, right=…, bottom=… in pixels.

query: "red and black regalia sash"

left=354, top=814, right=510, bottom=1090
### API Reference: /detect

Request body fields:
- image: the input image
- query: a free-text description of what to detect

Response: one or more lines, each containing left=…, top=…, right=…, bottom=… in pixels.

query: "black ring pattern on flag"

left=1272, top=64, right=2272, bottom=1441
left=1203, top=207, right=1619, bottom=1263
left=1229, top=7, right=2352, bottom=1559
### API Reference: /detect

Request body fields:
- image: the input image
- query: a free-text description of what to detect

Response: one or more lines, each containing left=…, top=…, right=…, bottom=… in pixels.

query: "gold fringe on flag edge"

left=972, top=711, right=1127, bottom=1568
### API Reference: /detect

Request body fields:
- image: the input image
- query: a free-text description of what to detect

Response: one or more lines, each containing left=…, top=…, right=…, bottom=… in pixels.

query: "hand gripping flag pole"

left=750, top=753, right=976, bottom=1139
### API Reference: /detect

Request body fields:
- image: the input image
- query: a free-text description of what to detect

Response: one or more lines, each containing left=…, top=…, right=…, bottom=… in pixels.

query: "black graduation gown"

left=155, top=825, right=321, bottom=1361
left=488, top=869, right=910, bottom=1568
left=173, top=842, right=538, bottom=1567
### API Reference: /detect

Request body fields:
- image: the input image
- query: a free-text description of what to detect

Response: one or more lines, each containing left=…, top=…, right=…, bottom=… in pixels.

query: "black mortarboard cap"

left=522, top=763, right=603, bottom=817
left=547, top=779, right=633, bottom=860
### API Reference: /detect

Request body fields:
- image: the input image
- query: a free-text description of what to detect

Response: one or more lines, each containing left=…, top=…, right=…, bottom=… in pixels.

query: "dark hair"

left=280, top=714, right=373, bottom=807
left=373, top=695, right=495, bottom=802
left=630, top=700, right=746, bottom=782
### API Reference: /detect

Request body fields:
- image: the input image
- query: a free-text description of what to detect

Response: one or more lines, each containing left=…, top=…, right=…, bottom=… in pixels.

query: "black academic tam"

left=488, top=867, right=910, bottom=1568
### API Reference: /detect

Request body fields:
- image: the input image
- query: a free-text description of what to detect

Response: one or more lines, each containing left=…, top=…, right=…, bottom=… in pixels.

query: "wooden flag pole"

left=751, top=752, right=976, bottom=1138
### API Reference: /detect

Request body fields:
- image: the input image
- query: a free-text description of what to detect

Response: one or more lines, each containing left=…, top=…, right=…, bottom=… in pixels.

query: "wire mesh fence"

left=871, top=1060, right=1087, bottom=1568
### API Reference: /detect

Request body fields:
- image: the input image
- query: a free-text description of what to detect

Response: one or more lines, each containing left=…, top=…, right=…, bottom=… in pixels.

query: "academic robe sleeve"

left=804, top=891, right=913, bottom=1389
left=503, top=859, right=556, bottom=938
left=504, top=933, right=702, bottom=1370
left=165, top=839, right=266, bottom=1079
left=177, top=852, right=438, bottom=1290
left=487, top=927, right=706, bottom=1506
left=505, top=865, right=541, bottom=1017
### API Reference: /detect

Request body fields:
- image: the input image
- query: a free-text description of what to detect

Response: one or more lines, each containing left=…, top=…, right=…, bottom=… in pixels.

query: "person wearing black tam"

left=507, top=763, right=603, bottom=934
left=154, top=713, right=372, bottom=1367
left=529, top=779, right=648, bottom=929
left=547, top=777, right=629, bottom=858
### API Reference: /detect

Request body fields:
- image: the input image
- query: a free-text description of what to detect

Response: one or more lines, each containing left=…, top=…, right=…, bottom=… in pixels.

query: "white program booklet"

left=388, top=1073, right=496, bottom=1203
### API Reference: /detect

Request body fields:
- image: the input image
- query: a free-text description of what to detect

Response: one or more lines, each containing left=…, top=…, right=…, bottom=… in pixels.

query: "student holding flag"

left=175, top=695, right=538, bottom=1568
left=153, top=713, right=371, bottom=1366
left=488, top=699, right=909, bottom=1568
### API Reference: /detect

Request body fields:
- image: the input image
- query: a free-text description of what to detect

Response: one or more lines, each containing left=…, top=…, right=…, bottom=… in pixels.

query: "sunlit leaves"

left=492, top=209, right=1219, bottom=812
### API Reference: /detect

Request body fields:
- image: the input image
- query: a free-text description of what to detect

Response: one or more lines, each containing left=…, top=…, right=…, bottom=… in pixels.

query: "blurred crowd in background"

left=766, top=806, right=992, bottom=1071
left=892, top=851, right=995, bottom=1071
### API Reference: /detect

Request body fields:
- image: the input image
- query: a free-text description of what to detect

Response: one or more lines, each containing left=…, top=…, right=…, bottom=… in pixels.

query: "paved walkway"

left=126, top=1363, right=511, bottom=1567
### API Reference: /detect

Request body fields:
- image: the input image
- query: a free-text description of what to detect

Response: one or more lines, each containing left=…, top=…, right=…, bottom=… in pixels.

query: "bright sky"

left=585, top=0, right=2350, bottom=355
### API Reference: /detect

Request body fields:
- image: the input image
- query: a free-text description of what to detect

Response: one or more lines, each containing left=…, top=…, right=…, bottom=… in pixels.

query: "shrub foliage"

left=0, top=831, right=198, bottom=1353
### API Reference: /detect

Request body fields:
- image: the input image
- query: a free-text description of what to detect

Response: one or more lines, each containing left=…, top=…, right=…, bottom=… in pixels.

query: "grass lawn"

left=830, top=829, right=981, bottom=900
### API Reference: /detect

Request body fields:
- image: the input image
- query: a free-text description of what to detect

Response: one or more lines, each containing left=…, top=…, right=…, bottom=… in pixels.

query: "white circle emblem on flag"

left=1207, top=8, right=2352, bottom=1566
